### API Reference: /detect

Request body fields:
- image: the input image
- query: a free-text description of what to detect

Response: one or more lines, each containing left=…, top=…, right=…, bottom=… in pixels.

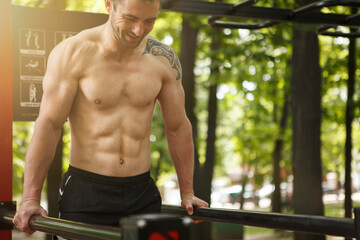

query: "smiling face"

left=106, top=0, right=160, bottom=49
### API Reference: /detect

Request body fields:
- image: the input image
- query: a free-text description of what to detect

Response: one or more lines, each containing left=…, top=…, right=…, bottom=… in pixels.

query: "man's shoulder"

left=77, top=26, right=102, bottom=42
left=143, top=36, right=182, bottom=81
left=143, top=36, right=176, bottom=57
left=52, top=28, right=99, bottom=59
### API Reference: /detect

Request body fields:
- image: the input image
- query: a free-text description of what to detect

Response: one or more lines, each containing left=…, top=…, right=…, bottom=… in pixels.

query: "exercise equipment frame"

left=162, top=0, right=360, bottom=37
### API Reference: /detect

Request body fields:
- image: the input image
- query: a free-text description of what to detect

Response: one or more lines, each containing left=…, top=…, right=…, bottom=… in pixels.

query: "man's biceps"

left=39, top=99, right=70, bottom=123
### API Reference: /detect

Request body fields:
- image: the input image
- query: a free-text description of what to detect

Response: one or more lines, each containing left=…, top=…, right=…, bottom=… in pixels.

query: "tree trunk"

left=152, top=149, right=163, bottom=183
left=202, top=27, right=221, bottom=205
left=291, top=1, right=324, bottom=239
left=344, top=10, right=357, bottom=231
left=239, top=173, right=249, bottom=210
left=180, top=12, right=213, bottom=240
left=180, top=15, right=199, bottom=178
left=271, top=94, right=289, bottom=213
left=271, top=0, right=289, bottom=214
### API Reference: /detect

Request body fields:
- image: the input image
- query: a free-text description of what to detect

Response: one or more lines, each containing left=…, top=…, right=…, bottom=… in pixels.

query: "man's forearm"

left=166, top=121, right=195, bottom=197
left=22, top=119, right=63, bottom=202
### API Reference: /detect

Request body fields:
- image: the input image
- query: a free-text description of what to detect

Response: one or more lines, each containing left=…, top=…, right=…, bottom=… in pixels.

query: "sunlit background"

left=9, top=0, right=360, bottom=239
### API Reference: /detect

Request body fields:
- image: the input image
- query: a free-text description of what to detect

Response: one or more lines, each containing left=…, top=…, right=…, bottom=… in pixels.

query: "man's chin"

left=120, top=39, right=141, bottom=49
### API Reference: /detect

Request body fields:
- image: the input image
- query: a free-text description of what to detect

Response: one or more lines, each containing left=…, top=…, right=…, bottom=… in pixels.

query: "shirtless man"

left=14, top=0, right=208, bottom=234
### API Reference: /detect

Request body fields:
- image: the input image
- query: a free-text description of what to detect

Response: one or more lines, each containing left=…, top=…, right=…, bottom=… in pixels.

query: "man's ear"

left=105, top=0, right=112, bottom=13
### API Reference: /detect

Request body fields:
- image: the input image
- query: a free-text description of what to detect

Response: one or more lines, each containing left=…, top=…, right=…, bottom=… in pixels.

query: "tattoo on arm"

left=143, top=38, right=182, bottom=80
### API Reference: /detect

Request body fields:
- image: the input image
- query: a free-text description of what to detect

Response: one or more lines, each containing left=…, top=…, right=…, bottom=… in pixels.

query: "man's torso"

left=61, top=27, right=171, bottom=177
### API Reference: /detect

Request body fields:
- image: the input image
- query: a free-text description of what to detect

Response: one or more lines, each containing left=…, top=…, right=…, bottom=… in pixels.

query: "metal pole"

left=162, top=205, right=356, bottom=238
left=0, top=0, right=13, bottom=239
left=1, top=210, right=121, bottom=240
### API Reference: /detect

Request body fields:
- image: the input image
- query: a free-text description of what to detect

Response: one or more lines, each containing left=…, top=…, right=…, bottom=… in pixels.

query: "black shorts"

left=58, top=165, right=162, bottom=227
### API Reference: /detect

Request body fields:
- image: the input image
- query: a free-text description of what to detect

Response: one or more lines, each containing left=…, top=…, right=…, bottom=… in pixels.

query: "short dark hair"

left=112, top=0, right=162, bottom=11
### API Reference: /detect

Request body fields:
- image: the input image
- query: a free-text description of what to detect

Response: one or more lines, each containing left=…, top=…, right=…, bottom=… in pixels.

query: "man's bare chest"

left=78, top=61, right=162, bottom=109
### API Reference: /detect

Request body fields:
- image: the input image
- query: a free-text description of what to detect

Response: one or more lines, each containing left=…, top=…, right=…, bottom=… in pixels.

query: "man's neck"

left=101, top=22, right=146, bottom=61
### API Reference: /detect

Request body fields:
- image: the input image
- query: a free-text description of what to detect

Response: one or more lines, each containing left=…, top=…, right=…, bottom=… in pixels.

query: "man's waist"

left=66, top=165, right=151, bottom=185
left=69, top=150, right=152, bottom=176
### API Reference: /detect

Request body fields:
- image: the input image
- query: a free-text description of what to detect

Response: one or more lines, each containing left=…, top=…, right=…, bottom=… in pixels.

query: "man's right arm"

left=13, top=38, right=81, bottom=234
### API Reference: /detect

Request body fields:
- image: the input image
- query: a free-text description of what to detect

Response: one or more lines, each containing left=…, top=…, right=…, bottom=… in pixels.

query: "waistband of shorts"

left=67, top=165, right=151, bottom=185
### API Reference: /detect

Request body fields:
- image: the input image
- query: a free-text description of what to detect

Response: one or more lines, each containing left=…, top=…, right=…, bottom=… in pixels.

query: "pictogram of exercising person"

left=25, top=60, right=41, bottom=73
left=29, top=82, right=37, bottom=102
left=13, top=0, right=208, bottom=235
left=25, top=30, right=32, bottom=48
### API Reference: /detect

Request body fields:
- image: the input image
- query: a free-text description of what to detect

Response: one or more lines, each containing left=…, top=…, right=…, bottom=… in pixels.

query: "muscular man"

left=14, top=0, right=208, bottom=234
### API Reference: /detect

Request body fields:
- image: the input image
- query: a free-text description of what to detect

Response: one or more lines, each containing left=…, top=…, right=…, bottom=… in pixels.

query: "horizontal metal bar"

left=0, top=210, right=121, bottom=240
left=210, top=20, right=279, bottom=29
left=161, top=0, right=183, bottom=10
left=163, top=1, right=234, bottom=16
left=347, top=13, right=360, bottom=24
left=163, top=1, right=360, bottom=29
left=317, top=26, right=360, bottom=38
left=161, top=205, right=356, bottom=238
left=208, top=0, right=257, bottom=24
left=2, top=206, right=357, bottom=238
left=208, top=0, right=257, bottom=28
left=292, top=0, right=360, bottom=16
left=232, top=0, right=258, bottom=13
left=0, top=201, right=16, bottom=230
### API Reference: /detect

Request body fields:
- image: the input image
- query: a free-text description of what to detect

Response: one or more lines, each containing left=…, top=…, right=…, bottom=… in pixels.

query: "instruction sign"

left=12, top=6, right=107, bottom=121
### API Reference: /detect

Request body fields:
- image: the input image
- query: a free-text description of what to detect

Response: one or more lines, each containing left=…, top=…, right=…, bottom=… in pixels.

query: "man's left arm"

left=157, top=51, right=208, bottom=215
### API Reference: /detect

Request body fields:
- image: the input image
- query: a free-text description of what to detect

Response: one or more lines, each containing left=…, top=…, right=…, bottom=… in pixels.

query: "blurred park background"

left=10, top=0, right=360, bottom=239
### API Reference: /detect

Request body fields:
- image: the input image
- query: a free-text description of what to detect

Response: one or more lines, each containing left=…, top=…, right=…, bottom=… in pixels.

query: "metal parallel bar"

left=163, top=1, right=360, bottom=29
left=1, top=207, right=358, bottom=239
left=0, top=210, right=121, bottom=240
left=161, top=205, right=356, bottom=238
left=0, top=201, right=16, bottom=231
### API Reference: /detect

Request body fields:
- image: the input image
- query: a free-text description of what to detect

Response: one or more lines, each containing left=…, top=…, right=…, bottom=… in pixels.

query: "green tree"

left=13, top=122, right=34, bottom=198
left=291, top=1, right=324, bottom=239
